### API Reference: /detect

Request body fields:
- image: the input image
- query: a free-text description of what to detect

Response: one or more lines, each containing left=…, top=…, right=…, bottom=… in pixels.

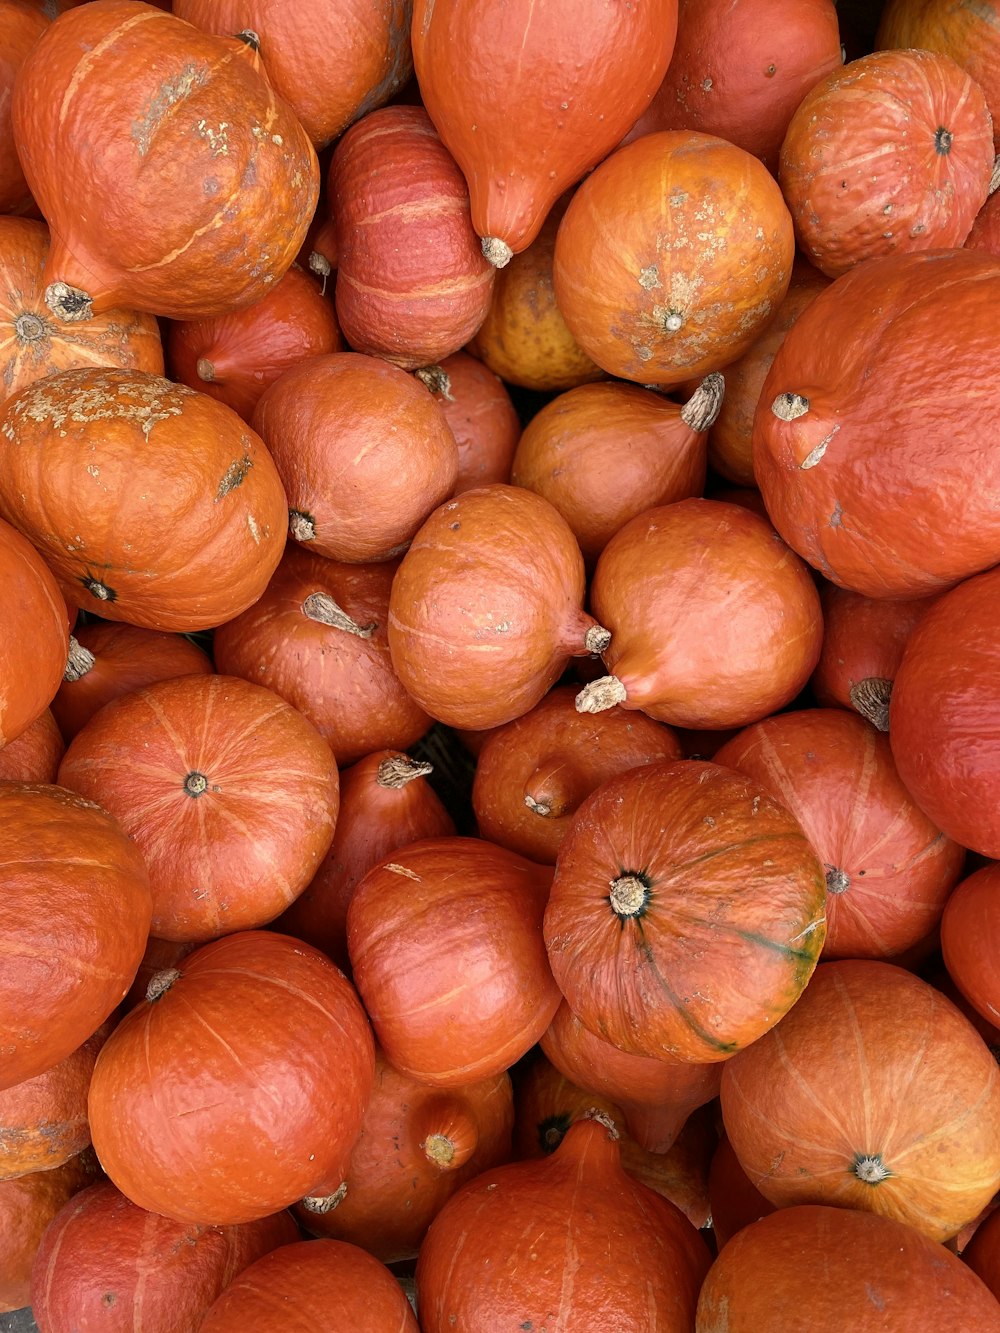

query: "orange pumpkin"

left=420, top=352, right=520, bottom=493
left=0, top=516, right=70, bottom=748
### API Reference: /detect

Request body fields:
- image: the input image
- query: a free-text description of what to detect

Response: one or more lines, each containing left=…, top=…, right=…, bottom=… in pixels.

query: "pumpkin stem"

left=524, top=793, right=552, bottom=817
left=45, top=281, right=93, bottom=323
left=575, top=676, right=627, bottom=714
left=308, top=251, right=331, bottom=295
left=184, top=771, right=210, bottom=797
left=302, top=592, right=377, bottom=638
left=990, top=155, right=1000, bottom=196
left=934, top=126, right=953, bottom=155
left=849, top=677, right=893, bottom=733
left=64, top=635, right=96, bottom=683
left=289, top=509, right=317, bottom=543
left=418, top=1100, right=479, bottom=1172
left=680, top=372, right=725, bottom=432
left=146, top=968, right=181, bottom=1003
left=583, top=1107, right=620, bottom=1139
left=852, top=1153, right=892, bottom=1185
left=523, top=755, right=583, bottom=820
left=413, top=365, right=454, bottom=400
left=196, top=357, right=217, bottom=383
left=825, top=865, right=851, bottom=895
left=584, top=624, right=612, bottom=654
left=609, top=872, right=650, bottom=918
left=377, top=754, right=433, bottom=788
left=14, top=311, right=46, bottom=343
left=481, top=235, right=514, bottom=269
left=772, top=392, right=810, bottom=421
left=235, top=27, right=260, bottom=50
left=300, top=1181, right=347, bottom=1214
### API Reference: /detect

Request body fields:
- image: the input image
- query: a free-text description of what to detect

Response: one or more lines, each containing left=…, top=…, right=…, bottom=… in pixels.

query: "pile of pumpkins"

left=3, top=0, right=1000, bottom=1327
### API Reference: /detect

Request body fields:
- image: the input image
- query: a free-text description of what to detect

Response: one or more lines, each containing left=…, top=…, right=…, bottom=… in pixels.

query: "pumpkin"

left=471, top=684, right=683, bottom=866
left=0, top=709, right=63, bottom=782
left=967, top=190, right=1000, bottom=255
left=752, top=248, right=1000, bottom=599
left=714, top=708, right=965, bottom=960
left=273, top=750, right=454, bottom=970
left=165, top=265, right=342, bottom=422
left=53, top=621, right=213, bottom=742
left=411, top=0, right=679, bottom=262
left=13, top=2, right=319, bottom=322
left=707, top=1133, right=776, bottom=1251
left=697, top=1204, right=1000, bottom=1331
left=251, top=350, right=458, bottom=564
left=295, top=1048, right=513, bottom=1263
left=1, top=782, right=151, bottom=1092
left=212, top=546, right=432, bottom=767
left=552, top=130, right=795, bottom=386
left=0, top=517, right=69, bottom=748
left=121, top=936, right=199, bottom=1013
left=173, top=0, right=414, bottom=149
left=779, top=49, right=994, bottom=278
left=941, top=863, right=1000, bottom=1030
left=0, top=368, right=287, bottom=632
left=328, top=105, right=494, bottom=369
left=625, top=0, right=843, bottom=172
left=415, top=1115, right=711, bottom=1333
left=510, top=376, right=718, bottom=567
left=964, top=1208, right=1000, bottom=1304
left=87, top=930, right=376, bottom=1226
left=543, top=760, right=827, bottom=1063
left=198, top=1239, right=420, bottom=1332
left=387, top=484, right=608, bottom=731
left=347, top=836, right=561, bottom=1086
left=577, top=498, right=822, bottom=730
left=0, top=0, right=48, bottom=217
left=889, top=564, right=1000, bottom=857
left=297, top=211, right=339, bottom=292
left=720, top=959, right=1000, bottom=1241
left=1, top=1151, right=99, bottom=1315
left=418, top=351, right=520, bottom=493
left=58, top=674, right=339, bottom=944
left=29, top=1180, right=299, bottom=1333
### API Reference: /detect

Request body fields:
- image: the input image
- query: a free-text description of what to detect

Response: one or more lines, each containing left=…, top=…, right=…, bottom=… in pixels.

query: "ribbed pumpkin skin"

left=57, top=674, right=340, bottom=944
left=889, top=565, right=1000, bottom=858
left=553, top=131, right=795, bottom=386
left=941, top=863, right=1000, bottom=1029
left=412, top=0, right=678, bottom=256
left=88, top=931, right=376, bottom=1226
left=543, top=760, right=827, bottom=1064
left=720, top=961, right=1000, bottom=1242
left=0, top=368, right=287, bottom=632
left=173, top=0, right=413, bottom=148
left=0, top=516, right=70, bottom=748
left=0, top=1151, right=98, bottom=1315
left=0, top=709, right=63, bottom=782
left=12, top=1, right=318, bottom=321
left=30, top=1181, right=299, bottom=1333
left=1, top=783, right=151, bottom=1092
left=330, top=105, right=494, bottom=369
left=779, top=49, right=994, bottom=278
left=427, top=352, right=520, bottom=493
left=0, top=0, right=48, bottom=217
left=753, top=249, right=1000, bottom=599
left=697, top=1204, right=1000, bottom=1332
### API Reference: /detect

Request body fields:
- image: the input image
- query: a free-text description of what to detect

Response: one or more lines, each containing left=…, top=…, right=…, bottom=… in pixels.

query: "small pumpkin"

left=0, top=516, right=69, bottom=748
left=419, top=351, right=521, bottom=493
left=707, top=1133, right=777, bottom=1251
left=0, top=709, right=64, bottom=782
left=941, top=863, right=1000, bottom=1030
left=1, top=1151, right=99, bottom=1316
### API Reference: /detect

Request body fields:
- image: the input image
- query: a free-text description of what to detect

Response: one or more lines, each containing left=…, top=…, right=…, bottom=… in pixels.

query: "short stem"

left=575, top=676, right=627, bottom=714
left=418, top=1100, right=479, bottom=1172
left=302, top=592, right=376, bottom=638
left=64, top=635, right=96, bottom=682
left=196, top=357, right=216, bottom=383
left=583, top=1107, right=620, bottom=1139
left=376, top=755, right=433, bottom=788
left=680, top=372, right=725, bottom=432
left=413, top=365, right=454, bottom=400
left=852, top=1153, right=892, bottom=1185
left=300, top=1181, right=347, bottom=1213
left=146, top=968, right=180, bottom=1003
left=609, top=872, right=650, bottom=918
left=14, top=311, right=46, bottom=342
left=45, top=281, right=93, bottom=323
left=849, top=677, right=893, bottom=733
left=481, top=235, right=513, bottom=268
left=184, top=771, right=209, bottom=797
left=772, top=392, right=810, bottom=421
left=825, top=865, right=851, bottom=895
left=584, top=624, right=612, bottom=654
left=289, top=510, right=316, bottom=543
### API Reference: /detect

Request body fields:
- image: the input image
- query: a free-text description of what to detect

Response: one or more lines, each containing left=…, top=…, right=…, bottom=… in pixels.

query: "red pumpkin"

left=165, top=265, right=342, bottom=422
left=329, top=105, right=494, bottom=368
left=577, top=499, right=822, bottom=730
left=941, top=863, right=1000, bottom=1030
left=720, top=960, right=1000, bottom=1241
left=0, top=709, right=63, bottom=782
left=753, top=249, right=1000, bottom=598
left=0, top=368, right=288, bottom=632
left=964, top=1208, right=1000, bottom=1304
left=0, top=0, right=48, bottom=216
left=58, top=674, right=339, bottom=943
left=544, top=760, right=827, bottom=1063
left=411, top=0, right=678, bottom=261
left=387, top=484, right=608, bottom=730
left=30, top=1181, right=299, bottom=1332
left=1, top=783, right=151, bottom=1092
left=707, top=1133, right=777, bottom=1251
left=252, top=351, right=458, bottom=563
left=889, top=565, right=1000, bottom=857
left=967, top=190, right=1000, bottom=255
left=419, top=351, right=520, bottom=493
left=1, top=1151, right=99, bottom=1315
left=347, top=837, right=560, bottom=1086
left=0, top=517, right=70, bottom=748
left=87, top=931, right=375, bottom=1225
left=416, top=1115, right=711, bottom=1332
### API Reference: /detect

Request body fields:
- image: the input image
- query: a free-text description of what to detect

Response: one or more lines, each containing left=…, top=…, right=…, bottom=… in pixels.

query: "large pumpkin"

left=0, top=0, right=48, bottom=217
left=1, top=1151, right=98, bottom=1316
left=0, top=515, right=70, bottom=748
left=941, top=863, right=1000, bottom=1030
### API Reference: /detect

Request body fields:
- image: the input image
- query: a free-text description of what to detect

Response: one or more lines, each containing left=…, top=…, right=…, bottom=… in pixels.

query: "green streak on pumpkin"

left=634, top=938, right=740, bottom=1056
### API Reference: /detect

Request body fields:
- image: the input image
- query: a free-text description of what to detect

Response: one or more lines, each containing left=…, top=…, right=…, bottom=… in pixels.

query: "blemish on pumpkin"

left=247, top=514, right=261, bottom=544
left=196, top=120, right=229, bottom=156
left=81, top=575, right=116, bottom=603
left=216, top=454, right=252, bottom=499
left=384, top=863, right=421, bottom=881
left=132, top=64, right=210, bottom=157
left=638, top=265, right=661, bottom=290
left=830, top=501, right=843, bottom=527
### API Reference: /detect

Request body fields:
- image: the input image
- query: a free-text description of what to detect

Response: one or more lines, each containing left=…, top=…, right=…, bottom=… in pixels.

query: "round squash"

left=0, top=1151, right=99, bottom=1315
left=0, top=515, right=70, bottom=748
left=941, top=863, right=1000, bottom=1030
left=0, top=709, right=64, bottom=782
left=0, top=0, right=48, bottom=217
left=420, top=352, right=520, bottom=493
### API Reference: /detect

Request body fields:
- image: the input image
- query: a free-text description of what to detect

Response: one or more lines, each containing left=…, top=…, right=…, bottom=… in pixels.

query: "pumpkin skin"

left=198, top=1240, right=420, bottom=1333
left=1, top=783, right=151, bottom=1092
left=889, top=564, right=1000, bottom=857
left=0, top=1150, right=99, bottom=1315
left=0, top=516, right=70, bottom=748
left=964, top=1208, right=1000, bottom=1304
left=0, top=367, right=287, bottom=632
left=213, top=545, right=432, bottom=768
left=165, top=265, right=342, bottom=423
left=347, top=837, right=561, bottom=1086
left=329, top=105, right=494, bottom=369
left=779, top=49, right=994, bottom=278
left=416, top=1116, right=711, bottom=1333
left=173, top=0, right=414, bottom=149
left=580, top=498, right=822, bottom=730
left=720, top=960, right=1000, bottom=1241
left=707, top=1133, right=777, bottom=1250
left=0, top=0, right=48, bottom=217
left=295, top=1048, right=513, bottom=1262
left=88, top=930, right=376, bottom=1226
left=510, top=377, right=717, bottom=566
left=472, top=684, right=683, bottom=866
left=121, top=936, right=198, bottom=1013
left=0, top=708, right=63, bottom=781
left=753, top=248, right=1000, bottom=599
left=387, top=484, right=608, bottom=731
left=29, top=1181, right=299, bottom=1333
left=251, top=351, right=458, bottom=564
left=941, top=863, right=1000, bottom=1030
left=58, top=674, right=339, bottom=944
left=411, top=0, right=678, bottom=261
left=697, top=1204, right=1000, bottom=1332
left=422, top=351, right=520, bottom=493
left=967, top=190, right=1000, bottom=255
left=553, top=131, right=795, bottom=386
left=543, top=760, right=827, bottom=1064
left=714, top=709, right=965, bottom=960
